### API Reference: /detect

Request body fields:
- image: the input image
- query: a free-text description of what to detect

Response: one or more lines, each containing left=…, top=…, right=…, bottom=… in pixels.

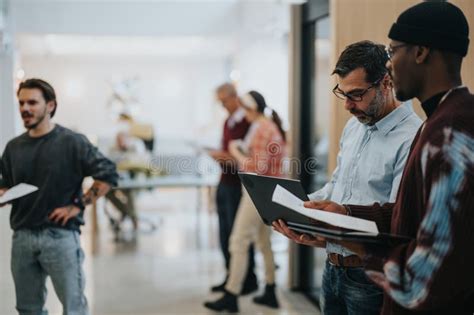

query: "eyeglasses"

left=385, top=43, right=410, bottom=60
left=332, top=78, right=382, bottom=102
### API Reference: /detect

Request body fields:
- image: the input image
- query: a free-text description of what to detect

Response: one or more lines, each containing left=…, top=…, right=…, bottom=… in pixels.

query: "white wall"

left=10, top=0, right=240, bottom=37
left=234, top=37, right=289, bottom=124
left=0, top=50, right=18, bottom=152
left=232, top=1, right=290, bottom=126
left=0, top=0, right=21, bottom=153
left=11, top=0, right=291, bottom=153
left=21, top=55, right=229, bottom=148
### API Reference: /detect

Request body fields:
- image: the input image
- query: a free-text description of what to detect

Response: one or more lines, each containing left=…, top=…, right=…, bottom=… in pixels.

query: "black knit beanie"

left=388, top=1, right=469, bottom=57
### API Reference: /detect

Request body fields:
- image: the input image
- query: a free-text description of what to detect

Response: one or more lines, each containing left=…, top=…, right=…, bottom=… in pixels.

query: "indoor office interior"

left=0, top=0, right=473, bottom=315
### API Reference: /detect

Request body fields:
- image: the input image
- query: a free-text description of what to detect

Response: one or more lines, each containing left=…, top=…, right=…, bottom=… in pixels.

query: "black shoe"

left=240, top=277, right=258, bottom=295
left=204, top=290, right=239, bottom=313
left=253, top=284, right=279, bottom=309
left=210, top=279, right=227, bottom=293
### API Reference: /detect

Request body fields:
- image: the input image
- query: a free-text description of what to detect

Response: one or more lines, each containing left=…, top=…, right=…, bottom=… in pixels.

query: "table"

left=90, top=174, right=218, bottom=252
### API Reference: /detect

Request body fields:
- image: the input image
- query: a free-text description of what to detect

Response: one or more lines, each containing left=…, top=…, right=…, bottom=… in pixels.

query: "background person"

left=206, top=83, right=259, bottom=295
left=204, top=90, right=287, bottom=313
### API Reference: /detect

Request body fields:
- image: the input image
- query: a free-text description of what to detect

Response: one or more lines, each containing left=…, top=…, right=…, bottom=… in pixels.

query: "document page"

left=272, top=185, right=379, bottom=234
left=0, top=183, right=38, bottom=204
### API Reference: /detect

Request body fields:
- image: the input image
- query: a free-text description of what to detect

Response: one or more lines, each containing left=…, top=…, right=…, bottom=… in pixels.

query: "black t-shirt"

left=0, top=124, right=118, bottom=231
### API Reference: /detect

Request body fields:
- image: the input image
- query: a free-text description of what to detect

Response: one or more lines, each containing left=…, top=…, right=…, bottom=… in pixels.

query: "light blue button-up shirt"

left=309, top=104, right=422, bottom=256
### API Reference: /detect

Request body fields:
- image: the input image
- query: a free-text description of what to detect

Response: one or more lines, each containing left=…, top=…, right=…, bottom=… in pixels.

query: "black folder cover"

left=239, top=172, right=412, bottom=246
left=238, top=172, right=311, bottom=226
left=287, top=222, right=412, bottom=246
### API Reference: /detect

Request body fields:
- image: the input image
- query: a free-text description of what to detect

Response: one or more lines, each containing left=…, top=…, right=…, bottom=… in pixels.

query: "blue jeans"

left=11, top=228, right=90, bottom=315
left=320, top=261, right=383, bottom=315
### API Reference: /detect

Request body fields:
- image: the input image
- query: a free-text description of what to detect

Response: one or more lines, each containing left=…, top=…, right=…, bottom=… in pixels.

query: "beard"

left=352, top=88, right=384, bottom=125
left=391, top=72, right=416, bottom=102
left=22, top=108, right=48, bottom=130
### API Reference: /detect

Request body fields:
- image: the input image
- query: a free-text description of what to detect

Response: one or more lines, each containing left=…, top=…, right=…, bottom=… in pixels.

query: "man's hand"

left=207, top=150, right=236, bottom=165
left=272, top=219, right=326, bottom=248
left=304, top=200, right=348, bottom=215
left=0, top=188, right=8, bottom=207
left=207, top=149, right=222, bottom=160
left=302, top=201, right=368, bottom=256
left=48, top=205, right=81, bottom=226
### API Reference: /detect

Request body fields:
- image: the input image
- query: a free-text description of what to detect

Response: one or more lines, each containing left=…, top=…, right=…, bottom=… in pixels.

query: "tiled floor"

left=0, top=188, right=319, bottom=315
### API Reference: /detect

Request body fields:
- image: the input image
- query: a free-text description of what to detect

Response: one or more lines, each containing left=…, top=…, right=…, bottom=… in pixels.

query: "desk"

left=91, top=174, right=218, bottom=252
left=117, top=175, right=218, bottom=190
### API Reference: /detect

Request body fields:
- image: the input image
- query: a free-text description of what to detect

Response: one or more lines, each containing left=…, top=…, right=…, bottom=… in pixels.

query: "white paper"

left=0, top=183, right=38, bottom=204
left=272, top=185, right=379, bottom=234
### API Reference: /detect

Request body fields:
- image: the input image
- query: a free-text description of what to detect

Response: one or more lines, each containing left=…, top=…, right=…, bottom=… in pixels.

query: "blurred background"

left=0, top=1, right=473, bottom=315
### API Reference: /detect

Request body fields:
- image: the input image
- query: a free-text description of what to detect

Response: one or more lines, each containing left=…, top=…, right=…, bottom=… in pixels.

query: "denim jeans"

left=11, top=227, right=90, bottom=315
left=320, top=260, right=383, bottom=315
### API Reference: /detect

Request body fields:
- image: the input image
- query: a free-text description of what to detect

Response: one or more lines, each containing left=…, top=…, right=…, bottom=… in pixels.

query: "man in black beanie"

left=386, top=1, right=469, bottom=103
left=273, top=2, right=474, bottom=314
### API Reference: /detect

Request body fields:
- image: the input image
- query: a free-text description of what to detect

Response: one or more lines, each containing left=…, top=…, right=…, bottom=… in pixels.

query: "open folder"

left=238, top=171, right=411, bottom=246
left=271, top=185, right=412, bottom=246
left=238, top=172, right=311, bottom=226
left=272, top=185, right=378, bottom=233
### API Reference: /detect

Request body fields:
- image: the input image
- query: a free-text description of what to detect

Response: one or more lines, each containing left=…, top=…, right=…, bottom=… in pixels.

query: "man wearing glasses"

left=304, top=40, right=421, bottom=315
left=276, top=2, right=474, bottom=314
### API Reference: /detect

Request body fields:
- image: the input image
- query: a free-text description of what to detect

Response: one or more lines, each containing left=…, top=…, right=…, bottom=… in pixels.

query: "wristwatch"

left=72, top=196, right=85, bottom=210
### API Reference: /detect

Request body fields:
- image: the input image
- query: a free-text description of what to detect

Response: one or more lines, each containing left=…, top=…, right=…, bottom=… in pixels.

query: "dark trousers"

left=216, top=182, right=256, bottom=283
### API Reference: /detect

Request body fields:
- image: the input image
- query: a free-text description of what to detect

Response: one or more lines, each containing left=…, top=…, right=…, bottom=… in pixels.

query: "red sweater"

left=220, top=113, right=250, bottom=186
left=347, top=88, right=474, bottom=315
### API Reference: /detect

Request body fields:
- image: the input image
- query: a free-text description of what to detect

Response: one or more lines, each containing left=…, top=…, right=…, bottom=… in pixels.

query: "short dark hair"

left=17, top=78, right=57, bottom=118
left=332, top=40, right=388, bottom=83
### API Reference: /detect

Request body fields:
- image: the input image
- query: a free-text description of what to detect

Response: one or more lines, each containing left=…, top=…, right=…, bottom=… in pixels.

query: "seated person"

left=106, top=132, right=148, bottom=233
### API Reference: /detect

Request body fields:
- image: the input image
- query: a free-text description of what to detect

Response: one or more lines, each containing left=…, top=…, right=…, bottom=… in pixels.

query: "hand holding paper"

left=272, top=185, right=379, bottom=234
left=0, top=183, right=38, bottom=205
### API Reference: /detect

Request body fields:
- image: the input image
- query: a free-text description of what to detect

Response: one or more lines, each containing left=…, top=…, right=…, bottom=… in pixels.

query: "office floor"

left=0, top=188, right=319, bottom=315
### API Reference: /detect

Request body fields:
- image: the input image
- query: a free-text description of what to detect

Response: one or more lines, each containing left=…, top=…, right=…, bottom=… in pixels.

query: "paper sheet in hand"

left=0, top=183, right=38, bottom=204
left=272, top=185, right=379, bottom=234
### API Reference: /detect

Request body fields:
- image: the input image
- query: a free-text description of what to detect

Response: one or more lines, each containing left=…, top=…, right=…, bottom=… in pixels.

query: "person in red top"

left=205, top=90, right=287, bottom=313
left=274, top=2, right=474, bottom=314
left=206, top=83, right=258, bottom=295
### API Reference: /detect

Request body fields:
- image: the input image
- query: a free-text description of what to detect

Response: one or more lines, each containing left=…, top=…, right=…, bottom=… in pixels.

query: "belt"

left=327, top=253, right=363, bottom=268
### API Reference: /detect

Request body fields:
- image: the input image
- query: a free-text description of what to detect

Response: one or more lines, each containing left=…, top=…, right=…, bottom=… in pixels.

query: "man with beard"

left=295, top=41, right=422, bottom=315
left=275, top=2, right=474, bottom=314
left=0, top=78, right=118, bottom=315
